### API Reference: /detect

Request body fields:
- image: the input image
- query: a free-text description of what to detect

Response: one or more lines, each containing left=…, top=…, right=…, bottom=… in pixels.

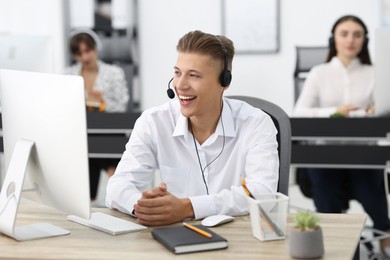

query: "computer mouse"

left=201, top=215, right=235, bottom=227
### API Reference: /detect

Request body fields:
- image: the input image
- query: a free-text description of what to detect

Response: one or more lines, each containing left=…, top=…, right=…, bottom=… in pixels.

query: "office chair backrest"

left=228, top=95, right=291, bottom=195
left=99, top=33, right=135, bottom=112
left=293, top=46, right=328, bottom=102
left=99, top=34, right=132, bottom=63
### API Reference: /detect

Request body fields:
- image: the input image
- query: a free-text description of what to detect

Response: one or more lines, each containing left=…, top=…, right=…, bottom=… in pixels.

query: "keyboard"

left=67, top=212, right=147, bottom=235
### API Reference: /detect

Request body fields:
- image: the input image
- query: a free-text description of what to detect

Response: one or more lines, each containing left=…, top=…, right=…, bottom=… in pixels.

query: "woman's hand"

left=365, top=104, right=375, bottom=115
left=88, top=90, right=104, bottom=102
left=336, top=104, right=359, bottom=117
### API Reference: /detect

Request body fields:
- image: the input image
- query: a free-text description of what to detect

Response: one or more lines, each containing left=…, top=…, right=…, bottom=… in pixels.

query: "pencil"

left=241, top=179, right=284, bottom=237
left=183, top=222, right=212, bottom=238
left=241, top=179, right=256, bottom=199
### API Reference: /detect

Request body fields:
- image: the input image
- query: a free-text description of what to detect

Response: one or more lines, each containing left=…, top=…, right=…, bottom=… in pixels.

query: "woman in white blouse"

left=65, top=28, right=129, bottom=202
left=65, top=28, right=129, bottom=113
left=293, top=15, right=390, bottom=257
left=294, top=18, right=374, bottom=118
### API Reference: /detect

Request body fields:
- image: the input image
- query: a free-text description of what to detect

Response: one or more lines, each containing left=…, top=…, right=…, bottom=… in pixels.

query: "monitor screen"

left=0, top=69, right=90, bottom=241
left=0, top=34, right=54, bottom=73
left=374, top=28, right=390, bottom=117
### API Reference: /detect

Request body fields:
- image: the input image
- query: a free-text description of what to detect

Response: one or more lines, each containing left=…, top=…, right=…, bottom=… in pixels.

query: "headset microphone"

left=167, top=77, right=175, bottom=99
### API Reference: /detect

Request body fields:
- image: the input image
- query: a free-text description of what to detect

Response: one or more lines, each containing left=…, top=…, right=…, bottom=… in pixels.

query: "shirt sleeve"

left=103, top=66, right=129, bottom=112
left=293, top=68, right=337, bottom=117
left=105, top=114, right=156, bottom=214
left=189, top=114, right=279, bottom=219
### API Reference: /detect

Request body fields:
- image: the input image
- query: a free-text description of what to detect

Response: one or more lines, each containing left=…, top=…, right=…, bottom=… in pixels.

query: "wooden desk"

left=0, top=204, right=366, bottom=260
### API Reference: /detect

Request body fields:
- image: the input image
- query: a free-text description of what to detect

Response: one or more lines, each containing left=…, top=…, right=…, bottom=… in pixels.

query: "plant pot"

left=289, top=227, right=324, bottom=259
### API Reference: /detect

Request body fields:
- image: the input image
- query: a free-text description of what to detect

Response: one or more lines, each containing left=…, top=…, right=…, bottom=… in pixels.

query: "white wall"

left=0, top=0, right=381, bottom=113
left=0, top=0, right=67, bottom=73
left=138, top=0, right=381, bottom=114
left=138, top=0, right=222, bottom=109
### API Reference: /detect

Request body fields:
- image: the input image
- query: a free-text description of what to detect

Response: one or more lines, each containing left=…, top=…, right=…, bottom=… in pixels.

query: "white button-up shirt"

left=106, top=97, right=279, bottom=219
left=293, top=57, right=374, bottom=117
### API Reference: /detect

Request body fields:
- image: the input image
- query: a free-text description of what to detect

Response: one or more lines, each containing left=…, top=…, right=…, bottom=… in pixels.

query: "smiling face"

left=173, top=52, right=224, bottom=121
left=334, top=20, right=366, bottom=61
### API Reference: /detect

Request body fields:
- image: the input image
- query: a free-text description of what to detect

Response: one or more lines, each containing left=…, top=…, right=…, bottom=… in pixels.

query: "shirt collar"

left=172, top=97, right=236, bottom=141
left=172, top=111, right=191, bottom=141
left=330, top=56, right=361, bottom=71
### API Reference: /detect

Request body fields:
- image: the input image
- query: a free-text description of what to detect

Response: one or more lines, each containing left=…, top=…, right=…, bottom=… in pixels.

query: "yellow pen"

left=183, top=222, right=212, bottom=238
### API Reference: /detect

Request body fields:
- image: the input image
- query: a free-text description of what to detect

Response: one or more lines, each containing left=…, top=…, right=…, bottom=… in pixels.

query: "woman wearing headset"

left=294, top=15, right=390, bottom=257
left=65, top=28, right=129, bottom=112
left=65, top=28, right=129, bottom=202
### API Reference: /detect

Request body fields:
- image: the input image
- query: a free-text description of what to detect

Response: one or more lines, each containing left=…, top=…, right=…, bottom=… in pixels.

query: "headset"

left=166, top=35, right=232, bottom=99
left=167, top=78, right=175, bottom=99
left=69, top=27, right=103, bottom=52
left=217, top=36, right=232, bottom=88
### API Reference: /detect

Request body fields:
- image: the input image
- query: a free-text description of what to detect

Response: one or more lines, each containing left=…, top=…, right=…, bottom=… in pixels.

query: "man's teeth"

left=179, top=95, right=195, bottom=100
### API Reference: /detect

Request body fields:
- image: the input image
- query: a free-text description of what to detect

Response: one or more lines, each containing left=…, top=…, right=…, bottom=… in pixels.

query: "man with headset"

left=106, top=30, right=279, bottom=226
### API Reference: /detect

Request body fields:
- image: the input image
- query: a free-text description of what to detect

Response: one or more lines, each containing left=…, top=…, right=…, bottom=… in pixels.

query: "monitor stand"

left=0, top=139, right=70, bottom=241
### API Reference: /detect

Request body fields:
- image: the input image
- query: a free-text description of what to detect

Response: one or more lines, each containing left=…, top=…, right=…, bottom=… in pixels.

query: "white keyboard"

left=67, top=212, right=147, bottom=235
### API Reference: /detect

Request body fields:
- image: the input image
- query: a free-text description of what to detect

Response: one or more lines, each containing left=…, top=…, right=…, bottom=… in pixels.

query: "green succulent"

left=294, top=211, right=320, bottom=231
left=330, top=112, right=345, bottom=118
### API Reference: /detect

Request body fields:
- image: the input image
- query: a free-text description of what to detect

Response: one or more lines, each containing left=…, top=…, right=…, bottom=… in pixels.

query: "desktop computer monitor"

left=374, top=28, right=390, bottom=117
left=0, top=34, right=54, bottom=112
left=0, top=69, right=90, bottom=241
left=0, top=34, right=54, bottom=73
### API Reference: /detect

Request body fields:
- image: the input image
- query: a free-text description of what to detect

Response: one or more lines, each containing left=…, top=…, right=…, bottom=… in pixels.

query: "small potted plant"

left=289, top=211, right=324, bottom=259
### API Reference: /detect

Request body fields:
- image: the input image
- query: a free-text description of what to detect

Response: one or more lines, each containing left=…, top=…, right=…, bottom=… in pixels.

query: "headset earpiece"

left=167, top=78, right=175, bottom=99
left=215, top=35, right=232, bottom=87
left=220, top=52, right=232, bottom=87
left=328, top=36, right=335, bottom=49
left=363, top=37, right=369, bottom=48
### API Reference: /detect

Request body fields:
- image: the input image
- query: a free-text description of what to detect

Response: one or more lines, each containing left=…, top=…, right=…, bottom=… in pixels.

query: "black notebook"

left=151, top=225, right=228, bottom=254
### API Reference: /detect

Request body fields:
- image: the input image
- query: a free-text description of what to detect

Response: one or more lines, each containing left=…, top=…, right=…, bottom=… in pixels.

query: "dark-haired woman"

left=293, top=15, right=390, bottom=257
left=65, top=29, right=129, bottom=112
left=294, top=15, right=374, bottom=117
left=65, top=29, right=129, bottom=202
